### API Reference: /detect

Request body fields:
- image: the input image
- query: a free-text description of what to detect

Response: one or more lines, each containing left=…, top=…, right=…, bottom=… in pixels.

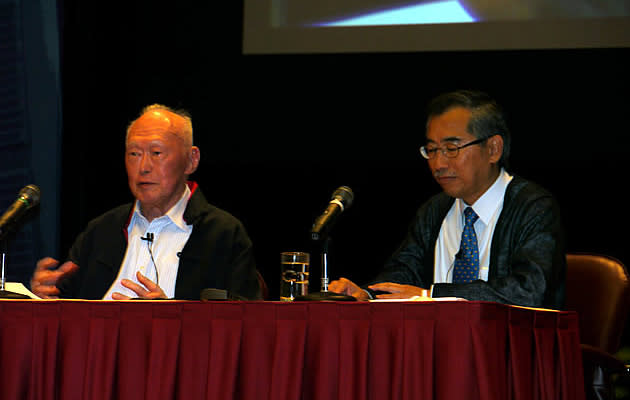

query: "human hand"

left=30, top=257, right=79, bottom=299
left=328, top=277, right=370, bottom=301
left=111, top=271, right=168, bottom=300
left=367, top=282, right=433, bottom=300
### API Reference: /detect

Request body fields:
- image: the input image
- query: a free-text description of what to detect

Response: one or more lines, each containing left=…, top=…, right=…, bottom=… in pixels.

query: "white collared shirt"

left=433, top=169, right=513, bottom=284
left=103, top=185, right=193, bottom=299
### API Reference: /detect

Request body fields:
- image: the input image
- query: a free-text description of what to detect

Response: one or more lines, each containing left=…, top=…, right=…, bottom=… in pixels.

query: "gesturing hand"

left=111, top=271, right=168, bottom=300
left=30, top=257, right=79, bottom=299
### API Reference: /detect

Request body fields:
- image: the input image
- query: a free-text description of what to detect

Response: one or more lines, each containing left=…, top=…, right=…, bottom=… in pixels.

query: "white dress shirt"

left=103, top=185, right=193, bottom=299
left=433, top=169, right=513, bottom=285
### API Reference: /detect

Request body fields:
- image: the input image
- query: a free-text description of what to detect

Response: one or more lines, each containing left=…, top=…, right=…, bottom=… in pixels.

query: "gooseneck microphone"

left=1, top=184, right=40, bottom=298
left=311, top=186, right=354, bottom=241
left=295, top=186, right=357, bottom=301
left=0, top=184, right=41, bottom=241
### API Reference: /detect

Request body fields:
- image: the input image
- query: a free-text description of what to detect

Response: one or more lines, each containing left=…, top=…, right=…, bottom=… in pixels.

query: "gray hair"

left=426, top=90, right=511, bottom=170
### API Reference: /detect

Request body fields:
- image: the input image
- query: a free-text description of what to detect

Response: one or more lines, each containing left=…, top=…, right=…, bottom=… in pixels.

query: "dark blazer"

left=370, top=176, right=566, bottom=309
left=57, top=182, right=262, bottom=300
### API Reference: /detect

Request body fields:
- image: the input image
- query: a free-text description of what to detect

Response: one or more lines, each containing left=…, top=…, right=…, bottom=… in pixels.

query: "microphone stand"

left=0, top=239, right=30, bottom=299
left=294, top=236, right=356, bottom=302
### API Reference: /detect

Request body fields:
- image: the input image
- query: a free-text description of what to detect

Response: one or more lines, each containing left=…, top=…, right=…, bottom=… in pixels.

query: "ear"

left=487, top=135, right=503, bottom=164
left=186, top=146, right=201, bottom=175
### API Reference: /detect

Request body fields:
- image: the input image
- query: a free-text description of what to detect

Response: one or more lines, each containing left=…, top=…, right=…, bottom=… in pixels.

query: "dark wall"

left=1, top=0, right=61, bottom=285
left=59, top=1, right=629, bottom=302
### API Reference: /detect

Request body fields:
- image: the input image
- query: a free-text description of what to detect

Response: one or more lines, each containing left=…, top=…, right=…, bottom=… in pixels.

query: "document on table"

left=369, top=296, right=466, bottom=302
left=3, top=282, right=41, bottom=299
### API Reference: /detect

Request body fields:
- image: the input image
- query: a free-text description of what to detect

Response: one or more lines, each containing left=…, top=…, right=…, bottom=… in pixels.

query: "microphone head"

left=19, top=184, right=41, bottom=208
left=331, top=186, right=354, bottom=209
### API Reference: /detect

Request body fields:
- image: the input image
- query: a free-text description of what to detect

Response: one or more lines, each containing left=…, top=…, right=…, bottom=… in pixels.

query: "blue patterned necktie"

left=452, top=207, right=480, bottom=283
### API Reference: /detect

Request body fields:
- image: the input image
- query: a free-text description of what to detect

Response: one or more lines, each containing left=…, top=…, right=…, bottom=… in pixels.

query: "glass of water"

left=280, top=252, right=309, bottom=301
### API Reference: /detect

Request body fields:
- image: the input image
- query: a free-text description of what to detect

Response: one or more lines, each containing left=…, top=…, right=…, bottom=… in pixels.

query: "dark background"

left=53, top=1, right=628, bottom=305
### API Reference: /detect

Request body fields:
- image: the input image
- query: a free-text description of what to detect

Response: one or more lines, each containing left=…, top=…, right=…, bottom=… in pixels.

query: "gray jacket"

left=369, top=176, right=566, bottom=309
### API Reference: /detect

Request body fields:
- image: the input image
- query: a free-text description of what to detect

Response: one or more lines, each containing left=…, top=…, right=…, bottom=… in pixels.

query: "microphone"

left=140, top=232, right=158, bottom=283
left=311, top=186, right=354, bottom=241
left=0, top=185, right=41, bottom=241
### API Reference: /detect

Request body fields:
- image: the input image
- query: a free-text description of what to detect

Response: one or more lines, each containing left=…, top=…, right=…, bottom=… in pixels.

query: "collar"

left=131, top=184, right=192, bottom=231
left=122, top=181, right=203, bottom=241
left=456, top=168, right=512, bottom=225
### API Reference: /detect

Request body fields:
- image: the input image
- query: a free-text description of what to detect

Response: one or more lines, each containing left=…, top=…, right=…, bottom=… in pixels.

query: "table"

left=0, top=300, right=584, bottom=400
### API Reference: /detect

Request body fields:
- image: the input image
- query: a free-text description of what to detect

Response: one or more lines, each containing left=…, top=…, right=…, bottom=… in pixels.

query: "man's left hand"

left=367, top=282, right=433, bottom=300
left=112, top=271, right=168, bottom=300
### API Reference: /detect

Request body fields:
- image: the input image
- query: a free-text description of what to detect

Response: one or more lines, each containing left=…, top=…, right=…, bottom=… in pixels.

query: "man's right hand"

left=30, top=257, right=79, bottom=299
left=328, top=277, right=370, bottom=301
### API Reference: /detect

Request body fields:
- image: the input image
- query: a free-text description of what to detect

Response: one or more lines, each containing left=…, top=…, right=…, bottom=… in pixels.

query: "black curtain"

left=0, top=0, right=61, bottom=285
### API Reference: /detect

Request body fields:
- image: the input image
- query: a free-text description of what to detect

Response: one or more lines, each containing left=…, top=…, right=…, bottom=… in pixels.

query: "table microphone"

left=0, top=184, right=41, bottom=241
left=0, top=185, right=40, bottom=299
left=296, top=186, right=357, bottom=302
left=311, top=186, right=354, bottom=241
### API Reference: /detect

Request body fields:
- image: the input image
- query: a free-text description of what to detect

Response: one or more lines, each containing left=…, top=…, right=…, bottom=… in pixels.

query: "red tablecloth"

left=0, top=300, right=584, bottom=400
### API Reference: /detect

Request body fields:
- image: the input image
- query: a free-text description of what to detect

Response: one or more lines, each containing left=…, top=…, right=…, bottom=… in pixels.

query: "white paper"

left=369, top=296, right=466, bottom=302
left=3, top=282, right=41, bottom=299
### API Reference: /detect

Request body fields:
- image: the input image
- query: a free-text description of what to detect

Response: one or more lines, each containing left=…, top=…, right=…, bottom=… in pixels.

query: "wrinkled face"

left=125, top=111, right=199, bottom=219
left=425, top=107, right=501, bottom=205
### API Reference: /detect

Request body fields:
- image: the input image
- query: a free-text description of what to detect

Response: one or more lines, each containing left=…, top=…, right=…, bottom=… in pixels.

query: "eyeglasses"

left=419, top=137, right=489, bottom=160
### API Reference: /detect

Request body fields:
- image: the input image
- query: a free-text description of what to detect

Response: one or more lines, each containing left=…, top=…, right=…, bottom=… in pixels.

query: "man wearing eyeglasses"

left=330, top=90, right=566, bottom=309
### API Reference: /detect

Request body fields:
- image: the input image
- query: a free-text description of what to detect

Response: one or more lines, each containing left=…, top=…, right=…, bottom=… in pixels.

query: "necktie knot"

left=464, top=207, right=478, bottom=225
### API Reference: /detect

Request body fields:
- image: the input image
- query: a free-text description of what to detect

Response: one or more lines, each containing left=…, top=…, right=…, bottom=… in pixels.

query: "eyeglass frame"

left=419, top=136, right=492, bottom=160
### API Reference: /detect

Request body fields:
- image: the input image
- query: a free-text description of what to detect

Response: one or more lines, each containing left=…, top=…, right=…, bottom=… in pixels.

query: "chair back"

left=256, top=269, right=269, bottom=300
left=565, top=253, right=630, bottom=354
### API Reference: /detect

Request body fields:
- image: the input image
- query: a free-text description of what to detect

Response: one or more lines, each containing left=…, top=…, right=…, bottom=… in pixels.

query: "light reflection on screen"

left=313, top=1, right=475, bottom=26
left=242, top=0, right=630, bottom=53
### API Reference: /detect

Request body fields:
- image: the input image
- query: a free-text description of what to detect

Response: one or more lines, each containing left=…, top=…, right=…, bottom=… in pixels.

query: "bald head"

left=126, top=104, right=193, bottom=148
left=124, top=104, right=200, bottom=220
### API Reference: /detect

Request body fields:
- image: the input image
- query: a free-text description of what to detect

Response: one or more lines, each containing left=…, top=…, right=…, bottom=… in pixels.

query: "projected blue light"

left=314, top=1, right=475, bottom=27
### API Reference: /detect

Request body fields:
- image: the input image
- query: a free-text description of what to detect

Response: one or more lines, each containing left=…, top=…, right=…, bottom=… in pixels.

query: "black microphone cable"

left=446, top=248, right=463, bottom=282
left=141, top=233, right=159, bottom=284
